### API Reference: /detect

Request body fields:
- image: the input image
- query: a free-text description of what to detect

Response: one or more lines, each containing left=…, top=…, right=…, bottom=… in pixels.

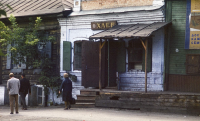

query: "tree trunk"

left=44, top=94, right=48, bottom=107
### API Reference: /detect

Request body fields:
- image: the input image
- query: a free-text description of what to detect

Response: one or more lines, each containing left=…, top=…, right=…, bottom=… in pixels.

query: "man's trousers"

left=9, top=94, right=18, bottom=113
left=19, top=92, right=27, bottom=109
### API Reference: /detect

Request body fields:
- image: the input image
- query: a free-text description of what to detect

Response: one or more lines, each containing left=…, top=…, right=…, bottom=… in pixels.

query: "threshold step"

left=76, top=99, right=95, bottom=103
left=71, top=103, right=95, bottom=108
left=77, top=95, right=96, bottom=100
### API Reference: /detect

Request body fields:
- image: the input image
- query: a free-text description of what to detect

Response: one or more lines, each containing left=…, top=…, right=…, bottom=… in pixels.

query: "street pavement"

left=0, top=105, right=200, bottom=121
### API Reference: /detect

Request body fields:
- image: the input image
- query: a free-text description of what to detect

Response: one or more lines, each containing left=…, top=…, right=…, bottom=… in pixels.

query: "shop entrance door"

left=81, top=41, right=107, bottom=88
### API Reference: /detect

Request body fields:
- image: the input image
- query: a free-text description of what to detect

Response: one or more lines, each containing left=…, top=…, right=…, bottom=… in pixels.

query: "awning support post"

left=140, top=39, right=148, bottom=93
left=108, top=39, right=110, bottom=87
left=99, top=39, right=102, bottom=90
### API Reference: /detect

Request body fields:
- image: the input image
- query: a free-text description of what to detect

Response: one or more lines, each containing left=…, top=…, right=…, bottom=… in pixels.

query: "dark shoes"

left=10, top=112, right=18, bottom=114
left=22, top=108, right=27, bottom=110
left=64, top=105, right=71, bottom=110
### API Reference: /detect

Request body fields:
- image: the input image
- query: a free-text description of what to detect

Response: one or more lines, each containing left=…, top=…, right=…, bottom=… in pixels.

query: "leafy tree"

left=0, top=3, right=12, bottom=17
left=0, top=15, right=54, bottom=68
left=0, top=15, right=61, bottom=106
left=38, top=58, right=62, bottom=105
left=0, top=2, right=12, bottom=56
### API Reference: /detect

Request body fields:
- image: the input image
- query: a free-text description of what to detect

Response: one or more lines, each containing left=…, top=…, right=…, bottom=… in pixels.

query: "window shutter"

left=6, top=44, right=11, bottom=69
left=117, top=40, right=126, bottom=72
left=63, top=41, right=71, bottom=71
left=45, top=42, right=52, bottom=58
left=142, top=39, right=152, bottom=72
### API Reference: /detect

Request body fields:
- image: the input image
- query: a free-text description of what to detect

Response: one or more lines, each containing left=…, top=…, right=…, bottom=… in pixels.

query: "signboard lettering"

left=91, top=21, right=117, bottom=30
left=186, top=0, right=200, bottom=49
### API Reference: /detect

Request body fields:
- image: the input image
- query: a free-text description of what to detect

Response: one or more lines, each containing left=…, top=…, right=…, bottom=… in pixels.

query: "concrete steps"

left=72, top=89, right=99, bottom=108
left=71, top=103, right=95, bottom=108
left=76, top=99, right=95, bottom=103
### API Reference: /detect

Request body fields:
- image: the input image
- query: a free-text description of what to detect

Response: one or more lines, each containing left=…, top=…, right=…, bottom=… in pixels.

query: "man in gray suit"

left=7, top=73, right=20, bottom=114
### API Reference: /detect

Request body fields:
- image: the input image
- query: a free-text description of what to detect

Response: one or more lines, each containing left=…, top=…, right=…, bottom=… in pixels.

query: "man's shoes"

left=24, top=108, right=27, bottom=110
left=10, top=113, right=13, bottom=114
left=69, top=105, right=71, bottom=109
left=64, top=108, right=68, bottom=110
left=16, top=112, right=19, bottom=114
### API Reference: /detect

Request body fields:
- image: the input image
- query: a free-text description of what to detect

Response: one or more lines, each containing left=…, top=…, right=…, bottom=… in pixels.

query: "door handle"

left=86, top=65, right=87, bottom=69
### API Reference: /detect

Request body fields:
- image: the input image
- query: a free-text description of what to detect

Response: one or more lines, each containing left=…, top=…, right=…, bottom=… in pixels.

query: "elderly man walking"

left=7, top=73, right=20, bottom=114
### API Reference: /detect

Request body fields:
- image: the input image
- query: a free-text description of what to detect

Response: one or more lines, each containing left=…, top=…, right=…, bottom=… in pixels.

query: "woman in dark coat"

left=59, top=73, right=72, bottom=110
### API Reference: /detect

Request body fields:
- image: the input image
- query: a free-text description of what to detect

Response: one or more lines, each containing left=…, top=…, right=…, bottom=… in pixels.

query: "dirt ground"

left=0, top=105, right=200, bottom=121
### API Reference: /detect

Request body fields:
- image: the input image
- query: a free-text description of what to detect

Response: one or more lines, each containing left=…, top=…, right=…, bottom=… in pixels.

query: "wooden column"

left=145, top=40, right=148, bottom=93
left=99, top=39, right=102, bottom=90
left=140, top=39, right=148, bottom=93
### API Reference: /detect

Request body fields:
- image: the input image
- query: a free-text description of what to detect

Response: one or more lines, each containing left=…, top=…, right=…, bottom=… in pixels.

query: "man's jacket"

left=7, top=77, right=20, bottom=95
left=19, top=78, right=31, bottom=94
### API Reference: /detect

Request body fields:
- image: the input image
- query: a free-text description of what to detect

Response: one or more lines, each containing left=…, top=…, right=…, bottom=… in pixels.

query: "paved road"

left=0, top=106, right=200, bottom=121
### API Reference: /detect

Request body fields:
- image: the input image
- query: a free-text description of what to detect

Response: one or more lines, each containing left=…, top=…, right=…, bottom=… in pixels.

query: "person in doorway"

left=19, top=74, right=31, bottom=110
left=7, top=73, right=20, bottom=114
left=59, top=73, right=72, bottom=110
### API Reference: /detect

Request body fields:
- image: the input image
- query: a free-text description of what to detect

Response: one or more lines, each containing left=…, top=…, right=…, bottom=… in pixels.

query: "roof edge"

left=70, top=5, right=163, bottom=16
left=1, top=8, right=72, bottom=19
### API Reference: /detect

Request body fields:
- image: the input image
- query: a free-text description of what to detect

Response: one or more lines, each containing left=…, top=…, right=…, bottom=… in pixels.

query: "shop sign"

left=91, top=21, right=117, bottom=30
left=186, top=0, right=200, bottom=49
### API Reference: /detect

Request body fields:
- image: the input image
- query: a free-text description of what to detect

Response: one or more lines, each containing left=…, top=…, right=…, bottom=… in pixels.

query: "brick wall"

left=96, top=91, right=200, bottom=115
left=81, top=0, right=154, bottom=10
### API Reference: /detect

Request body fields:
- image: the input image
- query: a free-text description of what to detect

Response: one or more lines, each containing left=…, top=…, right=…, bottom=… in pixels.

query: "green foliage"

left=38, top=58, right=62, bottom=97
left=0, top=4, right=61, bottom=103
left=0, top=2, right=12, bottom=17
left=0, top=2, right=12, bottom=56
left=39, top=75, right=61, bottom=95
left=0, top=15, right=55, bottom=67
left=0, top=15, right=61, bottom=98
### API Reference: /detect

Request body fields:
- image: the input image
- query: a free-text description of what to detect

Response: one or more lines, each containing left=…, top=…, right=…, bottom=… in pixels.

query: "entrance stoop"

left=71, top=89, right=99, bottom=108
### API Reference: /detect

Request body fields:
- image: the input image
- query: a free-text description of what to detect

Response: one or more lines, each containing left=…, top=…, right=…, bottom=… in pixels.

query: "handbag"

left=70, top=98, right=76, bottom=104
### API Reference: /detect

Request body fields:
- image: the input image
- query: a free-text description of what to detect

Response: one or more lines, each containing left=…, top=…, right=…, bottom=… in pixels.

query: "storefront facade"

left=59, top=0, right=167, bottom=95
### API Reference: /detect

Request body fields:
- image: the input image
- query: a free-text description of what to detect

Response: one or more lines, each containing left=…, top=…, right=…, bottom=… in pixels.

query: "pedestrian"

left=19, top=74, right=31, bottom=110
left=7, top=73, right=20, bottom=114
left=59, top=73, right=72, bottom=110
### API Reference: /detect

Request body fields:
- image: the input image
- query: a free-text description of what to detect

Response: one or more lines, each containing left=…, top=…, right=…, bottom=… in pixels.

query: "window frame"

left=73, top=40, right=83, bottom=71
left=128, top=39, right=143, bottom=71
left=186, top=54, right=200, bottom=74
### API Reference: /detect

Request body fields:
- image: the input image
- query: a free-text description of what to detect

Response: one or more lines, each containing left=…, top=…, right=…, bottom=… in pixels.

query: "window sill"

left=10, top=69, right=23, bottom=74
left=33, top=69, right=42, bottom=74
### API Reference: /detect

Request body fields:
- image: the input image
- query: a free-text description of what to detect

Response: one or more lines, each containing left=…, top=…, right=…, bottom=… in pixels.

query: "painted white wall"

left=152, top=28, right=165, bottom=74
left=119, top=28, right=165, bottom=91
left=0, top=86, right=5, bottom=105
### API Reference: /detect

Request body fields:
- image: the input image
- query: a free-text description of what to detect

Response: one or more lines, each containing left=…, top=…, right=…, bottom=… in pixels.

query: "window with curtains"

left=128, top=39, right=152, bottom=72
left=128, top=40, right=143, bottom=70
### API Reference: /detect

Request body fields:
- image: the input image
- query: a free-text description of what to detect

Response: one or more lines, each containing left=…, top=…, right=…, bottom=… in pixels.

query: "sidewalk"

left=0, top=105, right=200, bottom=121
